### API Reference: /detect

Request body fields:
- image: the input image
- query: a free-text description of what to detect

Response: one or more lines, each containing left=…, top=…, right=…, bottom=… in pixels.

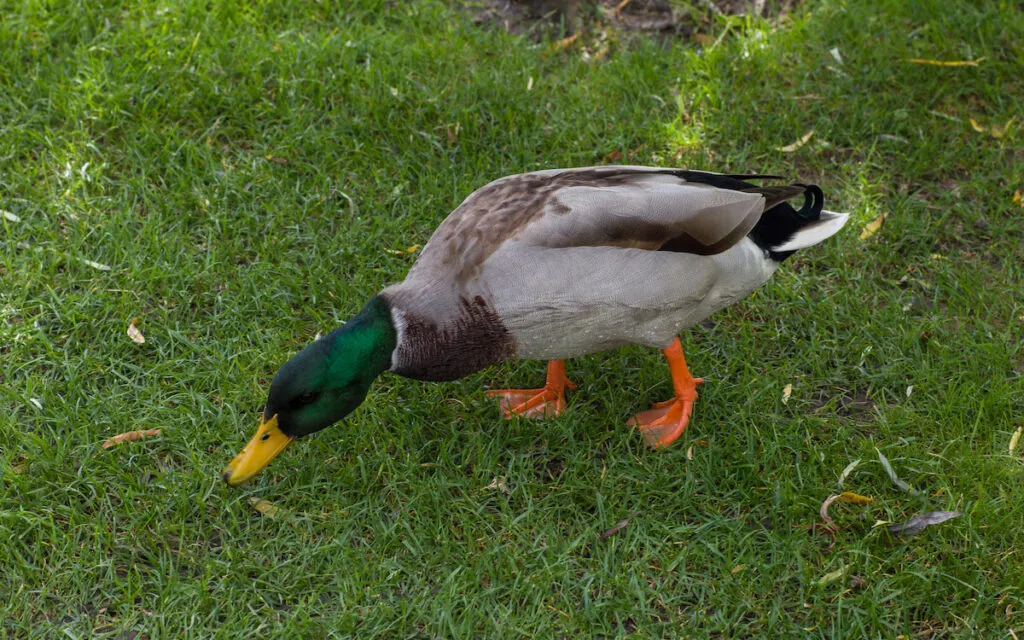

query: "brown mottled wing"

left=518, top=177, right=769, bottom=255
left=407, top=166, right=769, bottom=284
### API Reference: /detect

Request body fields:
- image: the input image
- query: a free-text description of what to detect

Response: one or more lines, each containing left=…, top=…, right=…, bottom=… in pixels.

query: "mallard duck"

left=223, top=166, right=848, bottom=485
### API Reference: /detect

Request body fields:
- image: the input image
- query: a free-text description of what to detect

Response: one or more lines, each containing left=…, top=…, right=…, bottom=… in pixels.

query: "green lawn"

left=2, top=0, right=1023, bottom=636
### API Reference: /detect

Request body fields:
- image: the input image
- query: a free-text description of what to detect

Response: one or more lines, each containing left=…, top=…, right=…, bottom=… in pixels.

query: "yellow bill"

left=222, top=415, right=294, bottom=486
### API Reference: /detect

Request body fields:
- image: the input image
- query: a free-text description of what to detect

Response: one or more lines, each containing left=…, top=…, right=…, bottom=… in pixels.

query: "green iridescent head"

left=222, top=296, right=396, bottom=485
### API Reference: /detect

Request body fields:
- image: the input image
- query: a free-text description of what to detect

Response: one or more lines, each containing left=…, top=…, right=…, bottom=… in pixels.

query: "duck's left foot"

left=629, top=337, right=704, bottom=448
left=631, top=390, right=702, bottom=448
left=486, top=360, right=576, bottom=419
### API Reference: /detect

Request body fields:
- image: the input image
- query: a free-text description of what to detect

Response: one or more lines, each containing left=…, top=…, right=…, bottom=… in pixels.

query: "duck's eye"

left=296, top=391, right=318, bottom=406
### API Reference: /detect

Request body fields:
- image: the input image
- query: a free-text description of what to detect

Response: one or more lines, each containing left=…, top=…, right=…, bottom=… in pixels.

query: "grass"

left=1, top=0, right=1023, bottom=636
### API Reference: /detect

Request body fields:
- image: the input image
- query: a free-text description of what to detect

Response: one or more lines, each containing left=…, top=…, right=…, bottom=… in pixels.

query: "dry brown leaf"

left=484, top=477, right=509, bottom=495
left=838, top=459, right=860, bottom=487
left=127, top=318, right=145, bottom=344
left=886, top=510, right=960, bottom=536
left=837, top=491, right=873, bottom=505
left=692, top=33, right=715, bottom=47
left=990, top=119, right=1013, bottom=138
left=1010, top=425, right=1022, bottom=455
left=1013, top=190, right=1023, bottom=208
left=819, top=491, right=873, bottom=530
left=248, top=497, right=282, bottom=518
left=551, top=33, right=578, bottom=54
left=782, top=383, right=793, bottom=405
left=102, top=429, right=161, bottom=449
left=903, top=57, right=985, bottom=67
left=731, top=564, right=747, bottom=574
left=778, top=130, right=814, bottom=152
left=859, top=213, right=888, bottom=240
left=385, top=245, right=420, bottom=255
left=969, top=117, right=1014, bottom=138
left=599, top=512, right=639, bottom=540
left=816, top=567, right=846, bottom=586
left=819, top=495, right=841, bottom=529
left=81, top=257, right=111, bottom=271
left=876, top=448, right=921, bottom=496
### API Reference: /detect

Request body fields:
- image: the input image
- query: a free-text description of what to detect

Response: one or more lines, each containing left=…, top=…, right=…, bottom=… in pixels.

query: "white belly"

left=481, top=238, right=777, bottom=360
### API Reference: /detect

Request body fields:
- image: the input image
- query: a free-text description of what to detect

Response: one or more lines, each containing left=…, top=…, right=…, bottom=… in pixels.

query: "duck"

left=222, top=166, right=848, bottom=485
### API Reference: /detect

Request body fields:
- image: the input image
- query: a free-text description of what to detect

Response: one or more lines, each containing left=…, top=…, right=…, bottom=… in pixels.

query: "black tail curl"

left=673, top=171, right=828, bottom=262
left=654, top=169, right=830, bottom=262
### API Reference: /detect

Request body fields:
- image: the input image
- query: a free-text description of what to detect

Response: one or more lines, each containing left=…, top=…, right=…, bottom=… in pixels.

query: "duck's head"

left=222, top=296, right=396, bottom=486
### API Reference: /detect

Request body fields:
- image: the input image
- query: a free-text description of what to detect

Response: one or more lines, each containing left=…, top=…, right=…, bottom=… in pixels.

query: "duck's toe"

left=485, top=359, right=576, bottom=419
left=486, top=387, right=567, bottom=419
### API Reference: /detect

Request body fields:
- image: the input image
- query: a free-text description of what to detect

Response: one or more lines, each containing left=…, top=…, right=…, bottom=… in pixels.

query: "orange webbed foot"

left=629, top=338, right=703, bottom=449
left=630, top=378, right=703, bottom=448
left=486, top=360, right=576, bottom=419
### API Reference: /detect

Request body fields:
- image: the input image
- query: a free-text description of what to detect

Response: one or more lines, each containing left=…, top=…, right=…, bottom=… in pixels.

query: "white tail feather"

left=771, top=210, right=849, bottom=252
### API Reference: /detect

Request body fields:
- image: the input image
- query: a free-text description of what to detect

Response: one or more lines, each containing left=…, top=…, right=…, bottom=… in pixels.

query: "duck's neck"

left=325, top=295, right=398, bottom=380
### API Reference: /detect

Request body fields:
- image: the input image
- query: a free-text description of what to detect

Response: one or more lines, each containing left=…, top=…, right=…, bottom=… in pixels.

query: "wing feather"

left=410, top=166, right=804, bottom=284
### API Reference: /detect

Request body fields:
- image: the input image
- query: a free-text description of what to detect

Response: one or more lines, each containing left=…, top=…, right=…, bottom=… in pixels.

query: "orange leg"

left=486, top=360, right=577, bottom=419
left=629, top=338, right=704, bottom=448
